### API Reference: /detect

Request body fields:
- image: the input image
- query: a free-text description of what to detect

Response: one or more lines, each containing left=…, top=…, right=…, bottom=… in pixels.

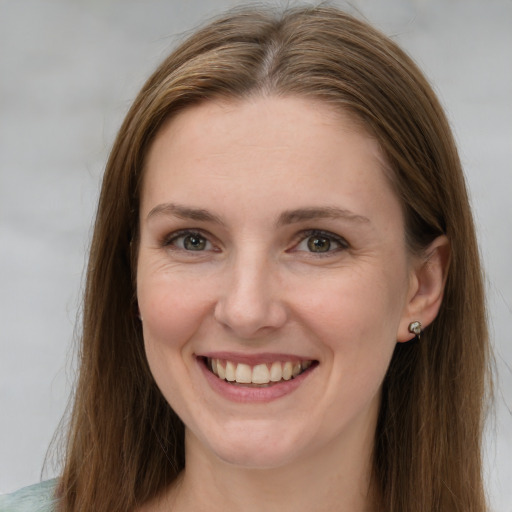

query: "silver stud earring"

left=408, top=321, right=422, bottom=340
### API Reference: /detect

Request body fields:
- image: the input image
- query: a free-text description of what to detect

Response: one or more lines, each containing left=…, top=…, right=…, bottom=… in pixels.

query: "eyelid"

left=160, top=228, right=348, bottom=254
left=161, top=228, right=218, bottom=251
left=291, top=229, right=350, bottom=254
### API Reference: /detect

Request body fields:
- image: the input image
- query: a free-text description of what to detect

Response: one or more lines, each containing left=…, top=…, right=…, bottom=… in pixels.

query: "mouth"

left=201, top=357, right=317, bottom=387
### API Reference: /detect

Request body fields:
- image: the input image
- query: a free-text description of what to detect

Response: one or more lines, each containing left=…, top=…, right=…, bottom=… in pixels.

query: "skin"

left=136, top=96, right=448, bottom=512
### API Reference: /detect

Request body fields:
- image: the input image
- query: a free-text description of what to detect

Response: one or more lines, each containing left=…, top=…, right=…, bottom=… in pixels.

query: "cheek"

left=137, top=274, right=212, bottom=411
left=302, top=266, right=407, bottom=345
left=137, top=270, right=214, bottom=356
left=297, top=264, right=408, bottom=399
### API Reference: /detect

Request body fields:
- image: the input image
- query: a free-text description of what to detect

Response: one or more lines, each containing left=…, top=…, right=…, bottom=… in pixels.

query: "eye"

left=294, top=230, right=348, bottom=254
left=164, top=231, right=214, bottom=251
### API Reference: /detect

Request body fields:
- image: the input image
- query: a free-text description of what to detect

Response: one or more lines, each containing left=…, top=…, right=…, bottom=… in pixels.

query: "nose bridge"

left=214, top=244, right=286, bottom=337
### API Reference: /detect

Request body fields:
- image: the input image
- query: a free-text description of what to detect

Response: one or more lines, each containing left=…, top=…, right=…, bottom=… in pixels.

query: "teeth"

left=225, top=361, right=236, bottom=382
left=252, top=364, right=270, bottom=384
left=269, top=361, right=282, bottom=382
left=282, top=362, right=293, bottom=381
left=235, top=363, right=252, bottom=384
left=217, top=361, right=226, bottom=380
left=208, top=358, right=314, bottom=385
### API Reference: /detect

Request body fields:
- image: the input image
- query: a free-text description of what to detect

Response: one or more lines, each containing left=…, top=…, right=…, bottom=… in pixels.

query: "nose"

left=214, top=249, right=288, bottom=339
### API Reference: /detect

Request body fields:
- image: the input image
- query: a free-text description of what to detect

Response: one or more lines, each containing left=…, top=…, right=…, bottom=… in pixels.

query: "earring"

left=408, top=321, right=422, bottom=340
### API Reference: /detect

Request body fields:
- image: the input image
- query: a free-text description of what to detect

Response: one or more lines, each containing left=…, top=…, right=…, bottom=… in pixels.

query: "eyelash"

left=291, top=229, right=349, bottom=256
left=161, top=229, right=349, bottom=255
left=161, top=229, right=216, bottom=252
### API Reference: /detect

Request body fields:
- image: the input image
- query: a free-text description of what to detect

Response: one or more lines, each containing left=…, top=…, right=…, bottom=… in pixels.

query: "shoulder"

left=0, top=480, right=59, bottom=512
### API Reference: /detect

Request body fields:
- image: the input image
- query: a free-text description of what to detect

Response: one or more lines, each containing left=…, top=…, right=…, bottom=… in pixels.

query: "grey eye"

left=307, top=236, right=332, bottom=252
left=183, top=234, right=207, bottom=250
left=294, top=230, right=348, bottom=255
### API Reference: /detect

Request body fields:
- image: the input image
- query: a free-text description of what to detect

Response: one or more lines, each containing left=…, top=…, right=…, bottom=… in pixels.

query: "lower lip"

left=197, top=358, right=315, bottom=403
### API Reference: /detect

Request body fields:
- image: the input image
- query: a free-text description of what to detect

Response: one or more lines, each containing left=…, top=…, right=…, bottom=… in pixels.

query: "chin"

left=192, top=423, right=308, bottom=470
left=214, top=444, right=299, bottom=470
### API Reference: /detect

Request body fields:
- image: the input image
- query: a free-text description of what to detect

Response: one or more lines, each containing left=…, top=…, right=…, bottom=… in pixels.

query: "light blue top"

left=0, top=480, right=58, bottom=512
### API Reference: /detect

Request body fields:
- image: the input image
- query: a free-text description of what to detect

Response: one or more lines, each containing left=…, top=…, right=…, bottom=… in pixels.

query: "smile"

left=206, top=358, right=315, bottom=387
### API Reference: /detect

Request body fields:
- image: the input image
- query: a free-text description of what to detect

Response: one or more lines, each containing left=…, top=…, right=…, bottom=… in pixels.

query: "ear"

left=397, top=235, right=450, bottom=342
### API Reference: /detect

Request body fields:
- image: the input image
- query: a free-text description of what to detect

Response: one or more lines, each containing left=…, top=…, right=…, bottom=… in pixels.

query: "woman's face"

left=137, top=96, right=417, bottom=469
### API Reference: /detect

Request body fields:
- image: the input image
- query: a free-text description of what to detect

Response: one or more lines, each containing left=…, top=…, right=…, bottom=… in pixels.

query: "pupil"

left=308, top=236, right=330, bottom=252
left=184, top=235, right=206, bottom=250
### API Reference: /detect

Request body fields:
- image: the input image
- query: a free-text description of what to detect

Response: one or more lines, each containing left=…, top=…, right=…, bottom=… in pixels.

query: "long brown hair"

left=57, top=6, right=491, bottom=511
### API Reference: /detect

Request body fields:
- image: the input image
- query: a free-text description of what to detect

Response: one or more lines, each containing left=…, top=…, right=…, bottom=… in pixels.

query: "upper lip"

left=197, top=352, right=317, bottom=365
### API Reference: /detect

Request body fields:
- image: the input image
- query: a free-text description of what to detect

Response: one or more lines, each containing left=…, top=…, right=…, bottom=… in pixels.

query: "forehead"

left=140, top=96, right=400, bottom=228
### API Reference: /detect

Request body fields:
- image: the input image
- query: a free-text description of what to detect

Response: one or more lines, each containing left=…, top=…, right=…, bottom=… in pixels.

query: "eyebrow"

left=147, top=202, right=225, bottom=225
left=276, top=207, right=370, bottom=226
left=146, top=202, right=370, bottom=227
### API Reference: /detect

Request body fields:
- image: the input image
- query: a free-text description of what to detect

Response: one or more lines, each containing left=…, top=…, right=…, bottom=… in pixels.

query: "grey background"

left=1, top=0, right=511, bottom=509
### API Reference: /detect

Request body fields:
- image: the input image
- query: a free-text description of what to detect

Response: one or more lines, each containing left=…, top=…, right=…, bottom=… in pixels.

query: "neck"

left=164, top=419, right=378, bottom=512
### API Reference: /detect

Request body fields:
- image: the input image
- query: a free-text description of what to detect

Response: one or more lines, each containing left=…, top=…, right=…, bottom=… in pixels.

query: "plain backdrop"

left=1, top=0, right=511, bottom=509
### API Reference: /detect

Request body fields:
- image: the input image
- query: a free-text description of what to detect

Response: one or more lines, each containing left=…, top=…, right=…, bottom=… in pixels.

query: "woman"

left=1, top=5, right=491, bottom=512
